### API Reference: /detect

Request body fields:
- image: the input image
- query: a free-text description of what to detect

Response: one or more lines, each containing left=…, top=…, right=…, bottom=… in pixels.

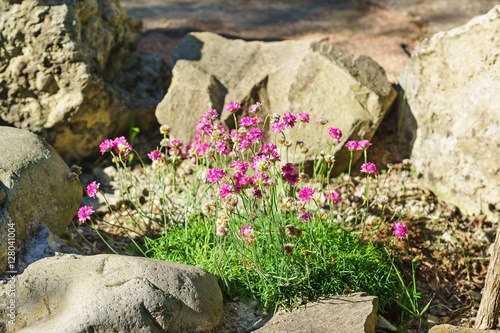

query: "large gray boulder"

left=15, top=254, right=223, bottom=333
left=0, top=127, right=82, bottom=277
left=401, top=6, right=500, bottom=221
left=156, top=32, right=396, bottom=173
left=0, top=0, right=170, bottom=161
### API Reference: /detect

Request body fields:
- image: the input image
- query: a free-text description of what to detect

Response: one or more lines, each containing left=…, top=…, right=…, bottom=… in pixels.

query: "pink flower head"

left=393, top=222, right=408, bottom=239
left=170, top=140, right=183, bottom=149
left=252, top=155, right=271, bottom=172
left=282, top=163, right=299, bottom=186
left=328, top=128, right=342, bottom=144
left=247, top=102, right=262, bottom=113
left=113, top=137, right=132, bottom=156
left=325, top=190, right=340, bottom=203
left=195, top=142, right=210, bottom=156
left=226, top=102, right=241, bottom=113
left=216, top=140, right=232, bottom=155
left=299, top=210, right=313, bottom=222
left=246, top=128, right=265, bottom=144
left=283, top=112, right=297, bottom=128
left=239, top=117, right=257, bottom=128
left=252, top=172, right=269, bottom=187
left=297, top=113, right=310, bottom=123
left=100, top=139, right=114, bottom=155
left=241, top=224, right=256, bottom=245
left=219, top=183, right=234, bottom=200
left=207, top=168, right=226, bottom=183
left=357, top=140, right=372, bottom=151
left=299, top=187, right=315, bottom=202
left=360, top=162, right=378, bottom=175
left=148, top=149, right=164, bottom=161
left=238, top=139, right=251, bottom=153
left=272, top=121, right=287, bottom=133
left=231, top=161, right=249, bottom=179
left=78, top=206, right=94, bottom=223
left=202, top=109, right=218, bottom=121
left=196, top=120, right=213, bottom=136
left=235, top=177, right=252, bottom=192
left=87, top=181, right=100, bottom=199
left=260, top=143, right=277, bottom=155
left=252, top=189, right=263, bottom=198
left=270, top=150, right=281, bottom=162
left=345, top=140, right=358, bottom=151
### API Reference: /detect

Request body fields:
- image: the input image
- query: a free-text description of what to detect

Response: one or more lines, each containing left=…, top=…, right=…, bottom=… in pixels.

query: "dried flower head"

left=284, top=243, right=295, bottom=256
left=70, top=165, right=82, bottom=175
left=298, top=173, right=310, bottom=183
left=160, top=138, right=170, bottom=147
left=270, top=113, right=281, bottom=124
left=67, top=172, right=79, bottom=181
left=285, top=224, right=302, bottom=238
left=317, top=209, right=329, bottom=220
left=316, top=117, right=328, bottom=125
left=301, top=147, right=309, bottom=154
left=160, top=125, right=171, bottom=136
left=241, top=224, right=256, bottom=246
left=247, top=102, right=262, bottom=113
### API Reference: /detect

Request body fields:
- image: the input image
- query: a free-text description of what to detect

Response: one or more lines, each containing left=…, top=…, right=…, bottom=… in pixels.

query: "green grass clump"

left=144, top=212, right=397, bottom=311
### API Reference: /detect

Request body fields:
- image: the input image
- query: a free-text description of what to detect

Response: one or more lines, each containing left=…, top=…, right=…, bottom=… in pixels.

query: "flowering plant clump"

left=81, top=101, right=406, bottom=313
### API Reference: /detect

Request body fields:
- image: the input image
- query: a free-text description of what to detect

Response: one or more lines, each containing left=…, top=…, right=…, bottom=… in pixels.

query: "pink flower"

left=202, top=109, right=218, bottom=121
left=231, top=161, right=249, bottom=179
left=246, top=128, right=265, bottom=144
left=252, top=189, right=263, bottom=198
left=113, top=137, right=132, bottom=156
left=219, top=183, right=234, bottom=200
left=272, top=121, right=287, bottom=133
left=78, top=206, right=94, bottom=223
left=226, top=102, right=241, bottom=113
left=297, top=113, right=310, bottom=123
left=238, top=139, right=251, bottom=152
left=252, top=172, right=269, bottom=187
left=195, top=142, right=210, bottom=156
left=299, top=210, right=313, bottom=222
left=282, top=163, right=299, bottom=186
left=283, top=112, right=297, bottom=128
left=360, top=162, right=378, bottom=175
left=148, top=150, right=164, bottom=161
left=170, top=140, right=183, bottom=149
left=299, top=187, right=315, bottom=202
left=357, top=140, right=372, bottom=151
left=100, top=139, right=114, bottom=155
left=393, top=222, right=408, bottom=239
left=241, top=224, right=256, bottom=245
left=325, top=190, right=340, bottom=203
left=87, top=181, right=100, bottom=199
left=252, top=155, right=271, bottom=172
left=247, top=102, right=262, bottom=113
left=216, top=141, right=232, bottom=155
left=207, top=168, right=226, bottom=183
left=260, top=143, right=277, bottom=155
left=270, top=150, right=281, bottom=162
left=239, top=117, right=256, bottom=127
left=345, top=140, right=358, bottom=151
left=235, top=177, right=252, bottom=192
left=196, top=120, right=213, bottom=136
left=328, top=128, right=342, bottom=144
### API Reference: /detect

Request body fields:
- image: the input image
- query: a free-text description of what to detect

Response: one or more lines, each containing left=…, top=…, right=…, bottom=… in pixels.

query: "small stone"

left=426, top=314, right=440, bottom=329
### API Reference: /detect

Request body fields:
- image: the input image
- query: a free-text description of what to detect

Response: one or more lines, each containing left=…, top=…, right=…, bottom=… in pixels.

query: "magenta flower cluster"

left=393, top=222, right=408, bottom=239
left=78, top=206, right=94, bottom=223
left=87, top=181, right=100, bottom=199
left=100, top=137, right=132, bottom=156
left=345, top=139, right=373, bottom=151
left=360, top=162, right=378, bottom=175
